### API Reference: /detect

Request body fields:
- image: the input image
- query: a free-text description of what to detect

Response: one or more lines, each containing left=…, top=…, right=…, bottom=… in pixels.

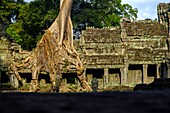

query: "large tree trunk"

left=9, top=0, right=91, bottom=92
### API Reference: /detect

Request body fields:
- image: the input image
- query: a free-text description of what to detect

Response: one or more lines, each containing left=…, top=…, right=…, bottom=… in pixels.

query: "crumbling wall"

left=84, top=27, right=121, bottom=43
left=0, top=36, right=30, bottom=85
left=79, top=15, right=169, bottom=87
left=157, top=3, right=170, bottom=25
left=0, top=37, right=11, bottom=70
left=123, top=21, right=167, bottom=36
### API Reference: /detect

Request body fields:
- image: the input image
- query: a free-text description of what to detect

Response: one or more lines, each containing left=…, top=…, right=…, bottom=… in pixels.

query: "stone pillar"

left=167, top=12, right=170, bottom=50
left=57, top=64, right=61, bottom=78
left=83, top=68, right=86, bottom=81
left=160, top=63, right=168, bottom=79
left=120, top=64, right=128, bottom=86
left=167, top=63, right=170, bottom=78
left=55, top=64, right=61, bottom=91
left=168, top=12, right=170, bottom=39
left=156, top=64, right=161, bottom=79
left=10, top=74, right=19, bottom=88
left=0, top=69, right=1, bottom=87
left=103, top=68, right=109, bottom=88
left=87, top=74, right=93, bottom=84
left=142, top=64, right=148, bottom=84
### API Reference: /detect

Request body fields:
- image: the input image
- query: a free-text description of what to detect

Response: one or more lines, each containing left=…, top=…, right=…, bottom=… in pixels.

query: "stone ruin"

left=79, top=21, right=167, bottom=88
left=0, top=2, right=170, bottom=92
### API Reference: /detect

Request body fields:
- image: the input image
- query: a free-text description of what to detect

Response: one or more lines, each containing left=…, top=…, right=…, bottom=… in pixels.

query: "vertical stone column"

left=167, top=12, right=170, bottom=50
left=142, top=64, right=148, bottom=84
left=167, top=62, right=170, bottom=78
left=10, top=74, right=19, bottom=88
left=120, top=64, right=128, bottom=86
left=161, top=63, right=168, bottom=79
left=83, top=68, right=86, bottom=81
left=156, top=64, right=161, bottom=79
left=168, top=12, right=170, bottom=39
left=86, top=69, right=92, bottom=84
left=103, top=68, right=109, bottom=88
left=57, top=64, right=61, bottom=78
left=0, top=69, right=1, bottom=87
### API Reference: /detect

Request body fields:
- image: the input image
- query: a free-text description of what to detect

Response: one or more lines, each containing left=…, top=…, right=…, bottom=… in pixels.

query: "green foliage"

left=6, top=0, right=60, bottom=50
left=3, top=0, right=138, bottom=50
left=72, top=0, right=138, bottom=28
left=0, top=0, right=24, bottom=24
left=6, top=20, right=23, bottom=43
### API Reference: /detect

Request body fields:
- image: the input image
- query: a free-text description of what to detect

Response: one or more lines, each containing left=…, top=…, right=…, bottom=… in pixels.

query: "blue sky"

left=122, top=0, right=169, bottom=20
left=25, top=0, right=169, bottom=20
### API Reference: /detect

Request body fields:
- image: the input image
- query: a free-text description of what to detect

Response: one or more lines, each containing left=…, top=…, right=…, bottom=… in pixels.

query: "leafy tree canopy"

left=0, top=0, right=25, bottom=24
left=3, top=0, right=138, bottom=50
left=6, top=0, right=60, bottom=50
left=72, top=0, right=138, bottom=28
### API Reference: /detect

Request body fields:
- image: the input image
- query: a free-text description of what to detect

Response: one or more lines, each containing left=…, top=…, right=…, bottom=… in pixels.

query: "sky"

left=121, top=0, right=170, bottom=20
left=25, top=0, right=170, bottom=20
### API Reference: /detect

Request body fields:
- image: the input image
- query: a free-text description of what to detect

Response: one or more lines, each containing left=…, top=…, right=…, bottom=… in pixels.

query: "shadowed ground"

left=1, top=90, right=170, bottom=113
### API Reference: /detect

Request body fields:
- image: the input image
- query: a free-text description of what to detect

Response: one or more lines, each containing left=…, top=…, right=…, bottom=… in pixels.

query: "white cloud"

left=25, top=0, right=33, bottom=2
left=122, top=0, right=170, bottom=20
left=122, top=0, right=152, bottom=4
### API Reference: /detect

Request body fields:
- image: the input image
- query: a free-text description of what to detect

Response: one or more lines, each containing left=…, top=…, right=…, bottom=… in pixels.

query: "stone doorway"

left=147, top=64, right=157, bottom=83
left=108, top=68, right=121, bottom=86
left=86, top=69, right=104, bottom=88
left=128, top=65, right=143, bottom=86
left=160, top=63, right=168, bottom=79
left=1, top=71, right=9, bottom=83
left=62, top=73, right=78, bottom=84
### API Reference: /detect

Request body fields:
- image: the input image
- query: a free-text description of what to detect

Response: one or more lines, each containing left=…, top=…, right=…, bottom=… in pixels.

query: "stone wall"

left=77, top=3, right=170, bottom=88
left=157, top=3, right=170, bottom=25
left=0, top=37, right=12, bottom=71
left=0, top=36, right=30, bottom=85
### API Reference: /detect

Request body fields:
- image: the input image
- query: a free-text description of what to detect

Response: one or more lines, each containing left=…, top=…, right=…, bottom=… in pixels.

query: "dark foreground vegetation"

left=1, top=89, right=170, bottom=113
left=1, top=79, right=170, bottom=113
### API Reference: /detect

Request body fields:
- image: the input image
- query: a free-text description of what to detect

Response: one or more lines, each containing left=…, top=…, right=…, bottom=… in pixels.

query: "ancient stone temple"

left=157, top=2, right=170, bottom=78
left=78, top=20, right=168, bottom=88
left=0, top=2, right=170, bottom=90
left=76, top=2, right=170, bottom=88
left=0, top=36, right=30, bottom=87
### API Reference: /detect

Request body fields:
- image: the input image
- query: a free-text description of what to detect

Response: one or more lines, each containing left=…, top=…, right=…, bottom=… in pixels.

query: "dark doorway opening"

left=62, top=73, right=77, bottom=84
left=1, top=71, right=9, bottom=83
left=20, top=73, right=32, bottom=83
left=109, top=68, right=121, bottom=75
left=160, top=63, right=168, bottom=79
left=38, top=73, right=51, bottom=83
left=19, top=73, right=51, bottom=83
left=147, top=64, right=156, bottom=77
left=128, top=65, right=143, bottom=70
left=86, top=69, right=104, bottom=79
